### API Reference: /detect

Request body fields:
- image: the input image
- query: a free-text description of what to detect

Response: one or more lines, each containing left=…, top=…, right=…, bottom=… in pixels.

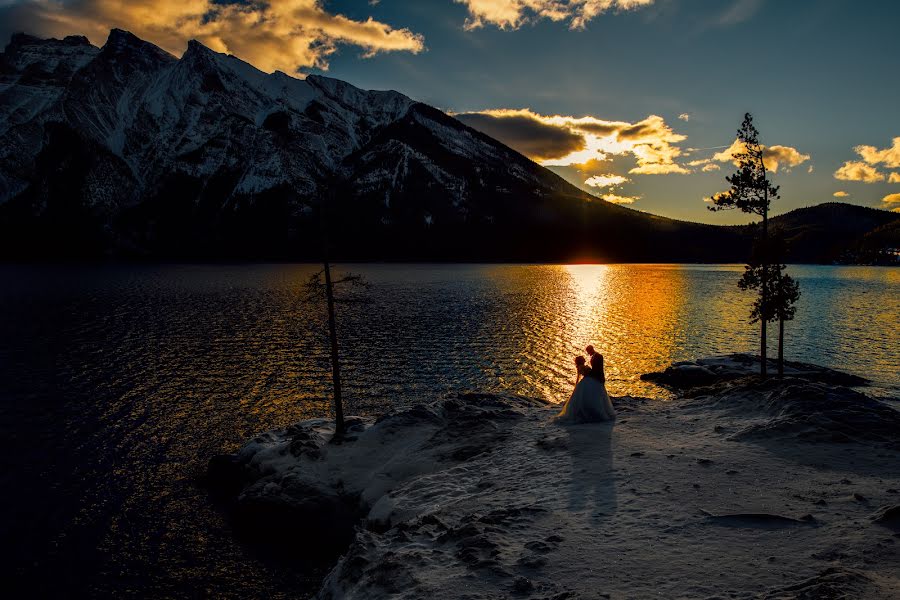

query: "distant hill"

left=0, top=30, right=895, bottom=263
left=767, top=203, right=898, bottom=264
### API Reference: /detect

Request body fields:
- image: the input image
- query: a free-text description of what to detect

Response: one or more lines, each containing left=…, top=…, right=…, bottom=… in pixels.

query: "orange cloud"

left=834, top=161, right=886, bottom=183
left=584, top=174, right=629, bottom=188
left=855, top=137, right=900, bottom=169
left=456, top=108, right=690, bottom=175
left=833, top=137, right=900, bottom=184
left=882, top=193, right=900, bottom=212
left=712, top=138, right=810, bottom=173
left=833, top=191, right=849, bottom=198
left=456, top=0, right=656, bottom=30
left=1, top=0, right=425, bottom=73
left=599, top=193, right=640, bottom=204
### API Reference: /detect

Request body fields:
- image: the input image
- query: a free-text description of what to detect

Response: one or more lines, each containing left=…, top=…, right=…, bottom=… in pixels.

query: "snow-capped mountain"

left=3, top=29, right=622, bottom=258
left=9, top=29, right=850, bottom=261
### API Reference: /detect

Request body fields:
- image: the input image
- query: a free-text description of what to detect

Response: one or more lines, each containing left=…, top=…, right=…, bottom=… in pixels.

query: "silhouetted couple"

left=556, top=345, right=616, bottom=423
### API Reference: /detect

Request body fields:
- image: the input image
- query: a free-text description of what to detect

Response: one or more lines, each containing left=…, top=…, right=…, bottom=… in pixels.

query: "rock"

left=641, top=363, right=717, bottom=389
left=512, top=576, right=534, bottom=594
left=696, top=458, right=714, bottom=466
left=642, top=354, right=869, bottom=391
left=701, top=511, right=816, bottom=528
left=233, top=477, right=360, bottom=556
left=871, top=505, right=900, bottom=529
left=205, top=454, right=247, bottom=498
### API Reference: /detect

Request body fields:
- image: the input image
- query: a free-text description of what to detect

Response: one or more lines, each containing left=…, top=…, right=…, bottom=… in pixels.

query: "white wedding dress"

left=557, top=375, right=616, bottom=423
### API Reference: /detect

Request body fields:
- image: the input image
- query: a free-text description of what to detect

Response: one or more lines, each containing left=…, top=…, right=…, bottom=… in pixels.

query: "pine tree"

left=737, top=232, right=800, bottom=377
left=771, top=267, right=800, bottom=377
left=708, top=113, right=779, bottom=377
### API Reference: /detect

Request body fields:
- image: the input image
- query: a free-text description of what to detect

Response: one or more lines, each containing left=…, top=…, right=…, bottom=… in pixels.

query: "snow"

left=214, top=360, right=900, bottom=599
left=1, top=28, right=560, bottom=220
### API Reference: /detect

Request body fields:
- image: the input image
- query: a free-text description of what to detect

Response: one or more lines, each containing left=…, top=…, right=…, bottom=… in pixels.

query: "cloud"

left=882, top=193, right=900, bottom=212
left=712, top=138, right=811, bottom=173
left=855, top=137, right=900, bottom=168
left=0, top=0, right=425, bottom=73
left=455, top=0, right=655, bottom=31
left=455, top=111, right=585, bottom=161
left=714, top=0, right=764, bottom=26
left=701, top=163, right=720, bottom=172
left=833, top=191, right=849, bottom=198
left=584, top=174, right=629, bottom=188
left=833, top=137, right=900, bottom=184
left=678, top=113, right=690, bottom=122
left=834, top=161, right=886, bottom=183
left=457, top=108, right=690, bottom=175
left=599, top=193, right=640, bottom=204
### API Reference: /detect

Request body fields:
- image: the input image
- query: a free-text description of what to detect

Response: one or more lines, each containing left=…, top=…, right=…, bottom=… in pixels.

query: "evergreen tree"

left=708, top=113, right=779, bottom=377
left=737, top=232, right=800, bottom=377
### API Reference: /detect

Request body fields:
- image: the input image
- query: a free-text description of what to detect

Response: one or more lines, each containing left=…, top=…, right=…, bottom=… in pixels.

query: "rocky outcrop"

left=641, top=353, right=868, bottom=391
left=206, top=394, right=548, bottom=557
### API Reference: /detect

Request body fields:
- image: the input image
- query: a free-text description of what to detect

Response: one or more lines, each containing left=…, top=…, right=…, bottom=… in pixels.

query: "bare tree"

left=302, top=174, right=369, bottom=434
left=708, top=113, right=779, bottom=377
left=303, top=266, right=369, bottom=434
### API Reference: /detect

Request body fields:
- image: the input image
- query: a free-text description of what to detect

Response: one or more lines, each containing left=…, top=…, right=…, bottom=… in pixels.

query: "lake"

left=1, top=263, right=897, bottom=597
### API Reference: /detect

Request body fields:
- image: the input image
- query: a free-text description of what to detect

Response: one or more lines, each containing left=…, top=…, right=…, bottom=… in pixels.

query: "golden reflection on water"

left=524, top=264, right=691, bottom=400
left=475, top=264, right=703, bottom=402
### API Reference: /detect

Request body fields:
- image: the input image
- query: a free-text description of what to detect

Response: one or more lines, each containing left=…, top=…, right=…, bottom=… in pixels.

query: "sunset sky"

left=2, top=0, right=898, bottom=223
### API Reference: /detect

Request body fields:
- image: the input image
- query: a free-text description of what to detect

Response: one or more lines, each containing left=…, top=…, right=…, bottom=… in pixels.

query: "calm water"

left=1, top=264, right=897, bottom=597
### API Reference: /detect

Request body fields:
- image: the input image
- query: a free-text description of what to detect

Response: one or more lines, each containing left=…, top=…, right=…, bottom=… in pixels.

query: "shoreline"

left=207, top=356, right=900, bottom=599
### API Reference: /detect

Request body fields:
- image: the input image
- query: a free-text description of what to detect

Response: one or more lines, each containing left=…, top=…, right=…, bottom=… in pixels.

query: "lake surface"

left=1, top=263, right=897, bottom=597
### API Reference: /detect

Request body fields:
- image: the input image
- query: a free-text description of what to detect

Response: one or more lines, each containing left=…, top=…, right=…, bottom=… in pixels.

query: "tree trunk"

left=323, top=260, right=345, bottom=433
left=760, top=177, right=769, bottom=379
left=778, top=317, right=785, bottom=378
left=760, top=217, right=768, bottom=379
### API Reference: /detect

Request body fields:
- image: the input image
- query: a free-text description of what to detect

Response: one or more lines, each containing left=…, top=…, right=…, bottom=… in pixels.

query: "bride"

left=556, top=351, right=616, bottom=423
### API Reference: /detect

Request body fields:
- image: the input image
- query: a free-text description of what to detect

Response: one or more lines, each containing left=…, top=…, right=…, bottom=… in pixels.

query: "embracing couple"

left=556, top=345, right=616, bottom=424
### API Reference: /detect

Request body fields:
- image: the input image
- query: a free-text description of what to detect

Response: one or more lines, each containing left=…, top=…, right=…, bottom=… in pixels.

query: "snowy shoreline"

left=207, top=356, right=900, bottom=599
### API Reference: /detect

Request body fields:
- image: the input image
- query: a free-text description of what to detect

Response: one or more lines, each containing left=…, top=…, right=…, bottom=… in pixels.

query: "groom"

left=585, top=345, right=604, bottom=381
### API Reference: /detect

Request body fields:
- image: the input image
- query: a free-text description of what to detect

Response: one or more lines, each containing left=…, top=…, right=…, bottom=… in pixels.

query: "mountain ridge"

left=0, top=30, right=896, bottom=263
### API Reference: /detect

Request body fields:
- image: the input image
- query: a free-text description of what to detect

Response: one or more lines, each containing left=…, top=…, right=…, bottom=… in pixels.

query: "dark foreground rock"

left=641, top=354, right=868, bottom=390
